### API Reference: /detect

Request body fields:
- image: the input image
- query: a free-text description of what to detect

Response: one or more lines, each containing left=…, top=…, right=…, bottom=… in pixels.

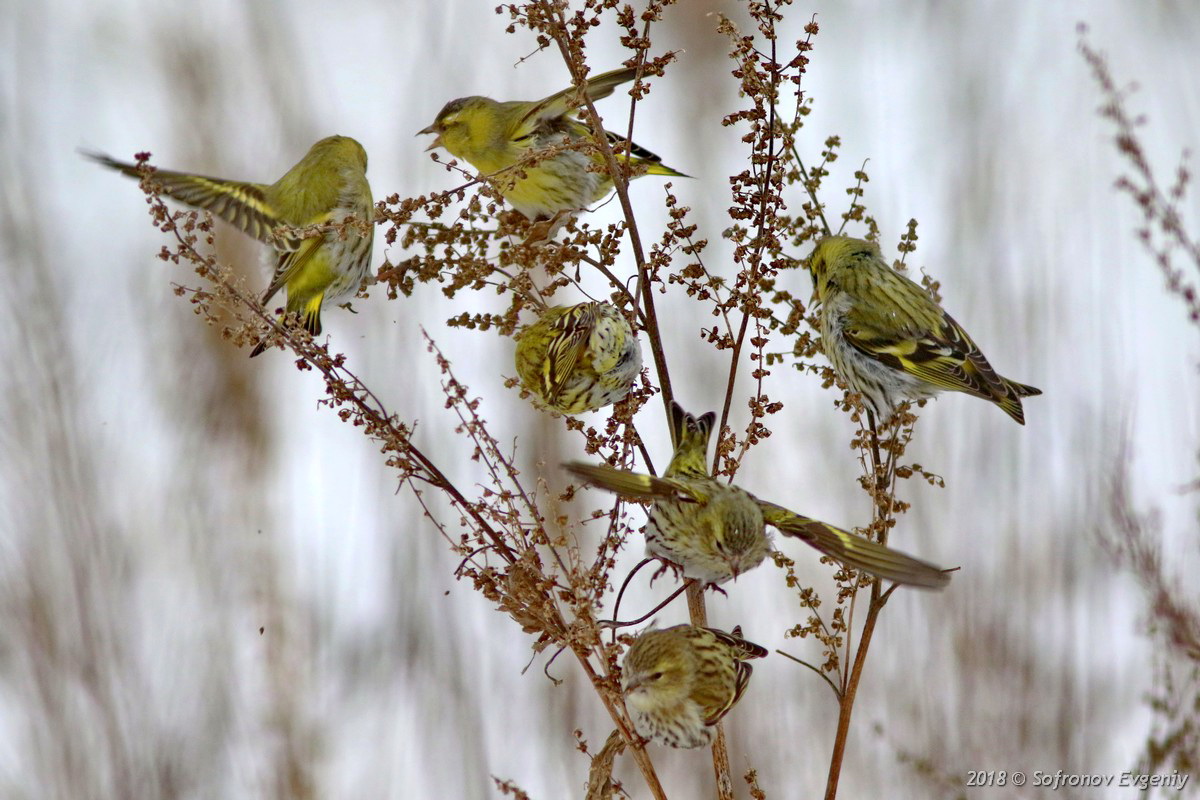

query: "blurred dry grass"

left=1, top=1, right=1198, bottom=798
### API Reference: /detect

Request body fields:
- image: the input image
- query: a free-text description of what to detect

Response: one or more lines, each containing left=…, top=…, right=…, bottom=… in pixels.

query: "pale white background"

left=2, top=1, right=1198, bottom=798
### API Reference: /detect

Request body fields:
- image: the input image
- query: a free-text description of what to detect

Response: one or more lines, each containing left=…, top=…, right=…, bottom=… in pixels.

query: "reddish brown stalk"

left=684, top=581, right=735, bottom=800
left=822, top=591, right=884, bottom=800
left=572, top=649, right=668, bottom=800
left=548, top=24, right=675, bottom=419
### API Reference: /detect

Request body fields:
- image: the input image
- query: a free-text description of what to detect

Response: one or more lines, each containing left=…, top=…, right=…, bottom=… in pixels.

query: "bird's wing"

left=840, top=273, right=1016, bottom=406
left=519, top=66, right=639, bottom=129
left=703, top=662, right=754, bottom=727
left=758, top=500, right=950, bottom=589
left=542, top=305, right=596, bottom=404
left=562, top=462, right=705, bottom=504
left=85, top=152, right=280, bottom=244
left=848, top=313, right=1035, bottom=424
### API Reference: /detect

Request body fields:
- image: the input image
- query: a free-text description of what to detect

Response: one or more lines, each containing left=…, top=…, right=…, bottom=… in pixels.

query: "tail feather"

left=643, top=162, right=689, bottom=178
left=603, top=131, right=689, bottom=177
left=715, top=626, right=768, bottom=659
left=249, top=291, right=325, bottom=358
left=300, top=294, right=324, bottom=337
left=665, top=402, right=715, bottom=479
left=993, top=394, right=1028, bottom=425
left=1008, top=379, right=1042, bottom=398
left=992, top=376, right=1042, bottom=425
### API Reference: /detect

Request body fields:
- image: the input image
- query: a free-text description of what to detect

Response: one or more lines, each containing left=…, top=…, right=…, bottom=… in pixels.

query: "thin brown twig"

left=548, top=21, right=675, bottom=419
left=717, top=31, right=782, bottom=456
left=571, top=649, right=668, bottom=800
left=775, top=649, right=842, bottom=700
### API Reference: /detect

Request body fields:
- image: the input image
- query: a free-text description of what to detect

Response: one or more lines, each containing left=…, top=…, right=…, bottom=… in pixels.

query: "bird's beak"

left=417, top=125, right=442, bottom=152
left=728, top=556, right=742, bottom=581
left=623, top=676, right=642, bottom=693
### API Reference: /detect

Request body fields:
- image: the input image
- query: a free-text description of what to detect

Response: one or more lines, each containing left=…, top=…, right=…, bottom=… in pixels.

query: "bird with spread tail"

left=622, top=624, right=767, bottom=749
left=806, top=235, right=1041, bottom=424
left=419, top=67, right=686, bottom=221
left=86, top=135, right=374, bottom=356
left=513, top=301, right=642, bottom=414
left=565, top=401, right=950, bottom=588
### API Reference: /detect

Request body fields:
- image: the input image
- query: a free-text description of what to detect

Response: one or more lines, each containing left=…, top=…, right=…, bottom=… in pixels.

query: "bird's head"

left=806, top=234, right=879, bottom=304
left=711, top=495, right=769, bottom=581
left=622, top=629, right=691, bottom=710
left=417, top=96, right=499, bottom=165
left=304, top=135, right=369, bottom=173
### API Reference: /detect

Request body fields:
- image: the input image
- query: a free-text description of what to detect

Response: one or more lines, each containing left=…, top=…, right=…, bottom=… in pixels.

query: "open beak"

left=417, top=125, right=442, bottom=152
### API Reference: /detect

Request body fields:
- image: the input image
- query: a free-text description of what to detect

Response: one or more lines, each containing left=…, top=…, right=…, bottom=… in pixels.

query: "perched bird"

left=565, top=402, right=950, bottom=588
left=419, top=66, right=687, bottom=221
left=806, top=235, right=1041, bottom=424
left=86, top=135, right=374, bottom=356
left=513, top=301, right=642, bottom=414
left=622, top=624, right=767, bottom=749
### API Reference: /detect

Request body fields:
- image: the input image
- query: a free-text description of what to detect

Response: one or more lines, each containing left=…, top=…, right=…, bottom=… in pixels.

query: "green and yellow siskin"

left=419, top=67, right=686, bottom=221
left=514, top=301, right=642, bottom=414
left=622, top=624, right=767, bottom=749
left=565, top=402, right=950, bottom=588
left=86, top=135, right=374, bottom=356
left=806, top=235, right=1041, bottom=424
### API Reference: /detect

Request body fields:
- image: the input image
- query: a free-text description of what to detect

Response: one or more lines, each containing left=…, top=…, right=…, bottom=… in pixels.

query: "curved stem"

left=775, top=650, right=841, bottom=700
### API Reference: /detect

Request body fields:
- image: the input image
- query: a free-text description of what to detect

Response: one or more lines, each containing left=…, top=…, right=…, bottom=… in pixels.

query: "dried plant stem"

left=866, top=410, right=888, bottom=497
left=682, top=582, right=735, bottom=800
left=549, top=26, right=675, bottom=417
left=159, top=212, right=522, bottom=568
left=717, top=26, right=780, bottom=444
left=823, top=589, right=884, bottom=800
left=573, top=651, right=667, bottom=800
left=824, top=413, right=895, bottom=799
left=711, top=728, right=736, bottom=800
left=685, top=581, right=709, bottom=627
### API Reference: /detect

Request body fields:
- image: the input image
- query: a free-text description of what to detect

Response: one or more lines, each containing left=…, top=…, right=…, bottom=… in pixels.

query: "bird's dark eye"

left=649, top=672, right=663, bottom=681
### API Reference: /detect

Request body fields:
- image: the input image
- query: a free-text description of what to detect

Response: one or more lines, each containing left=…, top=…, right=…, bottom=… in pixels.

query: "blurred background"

left=3, top=1, right=1198, bottom=797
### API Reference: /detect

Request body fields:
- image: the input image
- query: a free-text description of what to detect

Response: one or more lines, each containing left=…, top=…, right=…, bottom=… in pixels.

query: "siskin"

left=419, top=67, right=686, bottom=221
left=622, top=624, right=767, bottom=749
left=86, top=135, right=374, bottom=356
left=806, top=235, right=1041, bottom=424
left=513, top=301, right=642, bottom=414
left=565, top=401, right=949, bottom=588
